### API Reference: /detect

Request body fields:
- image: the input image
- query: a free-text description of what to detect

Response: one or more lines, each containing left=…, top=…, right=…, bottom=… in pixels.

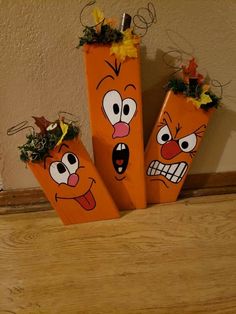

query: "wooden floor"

left=1, top=194, right=236, bottom=314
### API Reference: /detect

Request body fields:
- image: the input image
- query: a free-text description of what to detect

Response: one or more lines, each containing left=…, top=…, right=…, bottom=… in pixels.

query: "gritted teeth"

left=147, top=160, right=188, bottom=183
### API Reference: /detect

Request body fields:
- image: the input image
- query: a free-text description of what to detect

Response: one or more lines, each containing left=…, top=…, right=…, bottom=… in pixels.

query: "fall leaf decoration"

left=110, top=29, right=140, bottom=62
left=78, top=7, right=139, bottom=62
left=167, top=58, right=221, bottom=110
left=18, top=116, right=80, bottom=163
left=182, top=58, right=204, bottom=84
left=32, top=116, right=52, bottom=134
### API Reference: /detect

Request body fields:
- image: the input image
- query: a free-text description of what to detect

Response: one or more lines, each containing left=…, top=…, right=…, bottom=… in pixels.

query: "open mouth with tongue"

left=55, top=178, right=96, bottom=211
left=112, top=143, right=129, bottom=176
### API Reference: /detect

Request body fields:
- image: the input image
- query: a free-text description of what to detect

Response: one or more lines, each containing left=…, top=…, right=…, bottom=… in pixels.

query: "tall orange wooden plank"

left=84, top=44, right=146, bottom=210
left=145, top=90, right=214, bottom=204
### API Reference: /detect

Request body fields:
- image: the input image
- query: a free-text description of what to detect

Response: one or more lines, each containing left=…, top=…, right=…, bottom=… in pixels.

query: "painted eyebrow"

left=163, top=111, right=172, bottom=123
left=124, top=84, right=136, bottom=91
left=44, top=155, right=53, bottom=169
left=58, top=143, right=69, bottom=153
left=96, top=75, right=115, bottom=90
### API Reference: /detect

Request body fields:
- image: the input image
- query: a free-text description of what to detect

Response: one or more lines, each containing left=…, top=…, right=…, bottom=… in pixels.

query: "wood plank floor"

left=1, top=194, right=236, bottom=314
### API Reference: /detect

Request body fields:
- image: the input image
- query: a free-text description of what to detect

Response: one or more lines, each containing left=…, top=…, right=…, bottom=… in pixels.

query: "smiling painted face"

left=29, top=137, right=119, bottom=224
left=145, top=91, right=213, bottom=203
left=48, top=144, right=96, bottom=211
left=84, top=45, right=146, bottom=209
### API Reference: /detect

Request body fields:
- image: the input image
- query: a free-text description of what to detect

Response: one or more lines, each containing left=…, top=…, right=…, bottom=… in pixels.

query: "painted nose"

left=161, top=140, right=182, bottom=160
left=112, top=122, right=130, bottom=138
left=67, top=173, right=79, bottom=187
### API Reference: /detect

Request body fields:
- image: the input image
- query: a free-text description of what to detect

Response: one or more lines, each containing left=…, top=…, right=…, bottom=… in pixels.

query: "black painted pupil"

left=68, top=153, right=76, bottom=164
left=162, top=134, right=170, bottom=142
left=57, top=163, right=66, bottom=174
left=181, top=141, right=189, bottom=149
left=123, top=104, right=130, bottom=115
left=113, top=103, right=119, bottom=114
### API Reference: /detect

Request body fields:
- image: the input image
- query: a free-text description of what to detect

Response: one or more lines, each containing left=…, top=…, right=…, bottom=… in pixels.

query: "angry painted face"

left=145, top=91, right=213, bottom=203
left=146, top=110, right=205, bottom=185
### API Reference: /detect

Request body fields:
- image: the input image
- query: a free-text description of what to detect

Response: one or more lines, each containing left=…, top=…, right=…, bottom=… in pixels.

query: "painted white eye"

left=178, top=133, right=197, bottom=152
left=121, top=98, right=137, bottom=123
left=156, top=125, right=172, bottom=144
left=61, top=152, right=79, bottom=174
left=102, top=90, right=122, bottom=125
left=46, top=122, right=58, bottom=131
left=49, top=162, right=70, bottom=184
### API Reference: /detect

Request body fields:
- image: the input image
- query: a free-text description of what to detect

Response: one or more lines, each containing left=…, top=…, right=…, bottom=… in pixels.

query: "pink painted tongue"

left=75, top=190, right=96, bottom=211
left=113, top=122, right=129, bottom=138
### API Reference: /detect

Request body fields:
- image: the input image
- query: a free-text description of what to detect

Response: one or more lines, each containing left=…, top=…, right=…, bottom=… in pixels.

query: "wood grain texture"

left=0, top=194, right=236, bottom=314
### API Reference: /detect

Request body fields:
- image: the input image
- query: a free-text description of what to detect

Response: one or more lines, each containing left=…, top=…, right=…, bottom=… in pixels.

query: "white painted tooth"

left=166, top=174, right=172, bottom=180
left=177, top=177, right=182, bottom=183
left=155, top=170, right=160, bottom=175
left=163, top=165, right=170, bottom=173
left=150, top=161, right=154, bottom=167
left=171, top=175, right=178, bottom=183
left=121, top=144, right=126, bottom=150
left=180, top=163, right=188, bottom=177
left=151, top=168, right=156, bottom=175
left=158, top=163, right=165, bottom=171
left=118, top=167, right=123, bottom=173
left=174, top=163, right=185, bottom=176
left=147, top=167, right=152, bottom=176
left=117, top=144, right=122, bottom=151
left=168, top=164, right=178, bottom=174
left=154, top=161, right=159, bottom=169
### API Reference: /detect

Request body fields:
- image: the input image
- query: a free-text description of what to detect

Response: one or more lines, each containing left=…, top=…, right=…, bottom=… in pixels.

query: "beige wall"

left=0, top=0, right=235, bottom=189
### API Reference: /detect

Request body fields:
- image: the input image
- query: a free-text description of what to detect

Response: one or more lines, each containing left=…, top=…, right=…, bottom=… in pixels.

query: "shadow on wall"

left=192, top=106, right=236, bottom=173
left=140, top=47, right=177, bottom=145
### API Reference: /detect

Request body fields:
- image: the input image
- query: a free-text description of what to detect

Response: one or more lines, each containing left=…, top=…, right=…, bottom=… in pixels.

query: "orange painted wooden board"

left=145, top=90, right=214, bottom=204
left=84, top=44, right=146, bottom=210
left=29, top=137, right=119, bottom=224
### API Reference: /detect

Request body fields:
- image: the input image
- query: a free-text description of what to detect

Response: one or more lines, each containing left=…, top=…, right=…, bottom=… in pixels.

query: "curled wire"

left=162, top=49, right=184, bottom=77
left=133, top=2, right=157, bottom=37
left=80, top=0, right=105, bottom=28
left=35, top=137, right=47, bottom=151
left=165, top=29, right=195, bottom=58
left=58, top=111, right=79, bottom=124
left=211, top=79, right=231, bottom=99
left=7, top=121, right=35, bottom=136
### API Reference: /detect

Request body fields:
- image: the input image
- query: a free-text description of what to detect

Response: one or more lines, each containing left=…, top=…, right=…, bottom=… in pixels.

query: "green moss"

left=19, top=122, right=80, bottom=163
left=167, top=79, right=220, bottom=110
left=77, top=24, right=123, bottom=48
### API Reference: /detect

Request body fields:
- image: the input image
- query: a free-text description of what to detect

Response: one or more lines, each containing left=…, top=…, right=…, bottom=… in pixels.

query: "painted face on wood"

left=96, top=59, right=138, bottom=180
left=84, top=45, right=146, bottom=210
left=145, top=91, right=213, bottom=203
left=29, top=137, right=119, bottom=224
left=146, top=111, right=205, bottom=186
left=46, top=142, right=96, bottom=211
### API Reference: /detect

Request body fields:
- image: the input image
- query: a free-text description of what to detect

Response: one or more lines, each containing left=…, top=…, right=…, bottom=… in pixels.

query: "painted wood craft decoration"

left=79, top=8, right=146, bottom=210
left=145, top=58, right=220, bottom=204
left=12, top=116, right=119, bottom=225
